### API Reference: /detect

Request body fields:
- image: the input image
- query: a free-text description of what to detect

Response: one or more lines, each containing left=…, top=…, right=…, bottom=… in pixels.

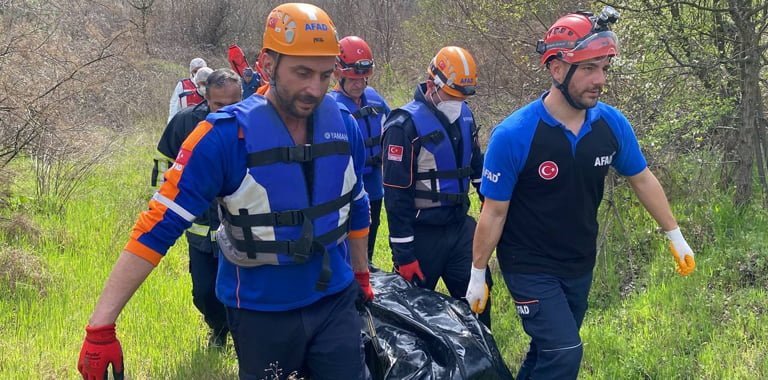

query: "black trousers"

left=412, top=215, right=492, bottom=327
left=187, top=232, right=228, bottom=336
left=226, top=283, right=366, bottom=380
left=368, top=199, right=383, bottom=261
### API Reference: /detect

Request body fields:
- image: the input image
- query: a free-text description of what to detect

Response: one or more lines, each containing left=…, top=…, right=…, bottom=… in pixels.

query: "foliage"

left=0, top=0, right=169, bottom=213
left=2, top=0, right=768, bottom=378
left=0, top=245, right=50, bottom=299
left=1, top=120, right=768, bottom=378
left=606, top=1, right=768, bottom=205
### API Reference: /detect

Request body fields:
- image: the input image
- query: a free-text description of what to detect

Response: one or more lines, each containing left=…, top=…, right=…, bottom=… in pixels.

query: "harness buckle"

left=289, top=223, right=316, bottom=263
left=273, top=211, right=302, bottom=226
left=287, top=144, right=313, bottom=162
left=287, top=238, right=312, bottom=263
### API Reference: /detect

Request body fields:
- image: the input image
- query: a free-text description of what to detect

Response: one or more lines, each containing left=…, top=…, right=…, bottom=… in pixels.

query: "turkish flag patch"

left=175, top=148, right=193, bottom=166
left=538, top=160, right=559, bottom=180
left=387, top=145, right=404, bottom=162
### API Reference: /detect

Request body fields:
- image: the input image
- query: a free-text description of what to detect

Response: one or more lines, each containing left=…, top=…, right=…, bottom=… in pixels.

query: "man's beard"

left=273, top=72, right=323, bottom=119
left=570, top=86, right=602, bottom=109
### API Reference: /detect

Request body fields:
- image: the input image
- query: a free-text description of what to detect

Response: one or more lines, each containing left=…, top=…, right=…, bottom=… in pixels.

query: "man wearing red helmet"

left=467, top=7, right=695, bottom=379
left=330, top=36, right=391, bottom=270
left=382, top=46, right=492, bottom=328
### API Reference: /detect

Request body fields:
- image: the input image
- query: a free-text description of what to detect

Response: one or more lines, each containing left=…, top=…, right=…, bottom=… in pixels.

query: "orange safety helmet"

left=336, top=36, right=374, bottom=79
left=262, top=3, right=340, bottom=57
left=537, top=7, right=620, bottom=65
left=427, top=46, right=478, bottom=98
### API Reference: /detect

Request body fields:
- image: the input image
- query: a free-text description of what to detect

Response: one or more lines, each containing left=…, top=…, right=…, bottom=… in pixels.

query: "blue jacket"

left=330, top=87, right=390, bottom=201
left=381, top=83, right=483, bottom=264
left=481, top=92, right=647, bottom=276
left=125, top=94, right=370, bottom=312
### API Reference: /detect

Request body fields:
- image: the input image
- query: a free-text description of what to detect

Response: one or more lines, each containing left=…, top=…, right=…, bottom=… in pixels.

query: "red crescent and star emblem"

left=387, top=145, right=404, bottom=162
left=538, top=161, right=558, bottom=180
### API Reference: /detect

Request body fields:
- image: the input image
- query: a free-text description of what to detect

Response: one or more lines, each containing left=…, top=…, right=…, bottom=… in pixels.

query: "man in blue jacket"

left=78, top=4, right=374, bottom=380
left=467, top=8, right=696, bottom=379
left=330, top=35, right=390, bottom=270
left=382, top=46, right=491, bottom=327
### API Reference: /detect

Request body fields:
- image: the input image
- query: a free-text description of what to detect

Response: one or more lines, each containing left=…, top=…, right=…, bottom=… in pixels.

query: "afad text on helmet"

left=305, top=23, right=329, bottom=31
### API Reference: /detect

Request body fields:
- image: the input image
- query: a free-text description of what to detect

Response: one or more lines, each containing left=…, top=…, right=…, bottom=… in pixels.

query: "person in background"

left=382, top=46, right=492, bottom=327
left=192, top=67, right=214, bottom=100
left=329, top=35, right=390, bottom=271
left=152, top=68, right=243, bottom=349
left=466, top=7, right=696, bottom=379
left=153, top=67, right=213, bottom=188
left=78, top=4, right=373, bottom=380
left=241, top=49, right=263, bottom=99
left=167, top=57, right=207, bottom=122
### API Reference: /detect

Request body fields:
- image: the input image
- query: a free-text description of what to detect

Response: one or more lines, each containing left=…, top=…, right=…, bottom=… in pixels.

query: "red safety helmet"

left=336, top=36, right=374, bottom=79
left=537, top=9, right=620, bottom=65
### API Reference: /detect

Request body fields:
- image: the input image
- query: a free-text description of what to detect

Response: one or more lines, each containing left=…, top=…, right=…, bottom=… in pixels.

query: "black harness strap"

left=420, top=130, right=445, bottom=145
left=414, top=190, right=470, bottom=205
left=352, top=105, right=386, bottom=119
left=246, top=141, right=350, bottom=166
left=365, top=155, right=382, bottom=167
left=227, top=218, right=349, bottom=263
left=414, top=166, right=472, bottom=180
left=364, top=135, right=381, bottom=148
left=221, top=191, right=352, bottom=228
left=220, top=189, right=352, bottom=291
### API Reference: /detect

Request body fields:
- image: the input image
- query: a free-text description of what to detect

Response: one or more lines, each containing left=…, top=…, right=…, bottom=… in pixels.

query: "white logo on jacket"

left=594, top=152, right=615, bottom=167
left=324, top=132, right=348, bottom=141
left=483, top=168, right=501, bottom=183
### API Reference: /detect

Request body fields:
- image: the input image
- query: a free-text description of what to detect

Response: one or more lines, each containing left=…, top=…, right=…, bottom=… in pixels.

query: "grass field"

left=1, top=117, right=767, bottom=379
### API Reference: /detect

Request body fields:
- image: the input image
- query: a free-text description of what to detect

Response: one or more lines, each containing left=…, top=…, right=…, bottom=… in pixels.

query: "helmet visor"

left=560, top=31, right=619, bottom=64
left=339, top=58, right=374, bottom=76
left=447, top=83, right=476, bottom=96
left=430, top=65, right=476, bottom=96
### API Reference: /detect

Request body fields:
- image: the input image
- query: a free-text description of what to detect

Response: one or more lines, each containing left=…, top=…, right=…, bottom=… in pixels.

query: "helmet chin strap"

left=553, top=63, right=586, bottom=110
left=268, top=52, right=284, bottom=102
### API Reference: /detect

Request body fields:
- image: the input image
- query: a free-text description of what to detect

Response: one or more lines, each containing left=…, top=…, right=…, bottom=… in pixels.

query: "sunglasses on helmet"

left=339, top=59, right=374, bottom=75
left=430, top=65, right=476, bottom=96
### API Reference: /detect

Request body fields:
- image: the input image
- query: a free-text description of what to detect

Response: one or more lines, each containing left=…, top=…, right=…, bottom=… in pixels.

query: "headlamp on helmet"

left=336, top=36, right=375, bottom=79
left=338, top=58, right=374, bottom=76
left=537, top=6, right=620, bottom=65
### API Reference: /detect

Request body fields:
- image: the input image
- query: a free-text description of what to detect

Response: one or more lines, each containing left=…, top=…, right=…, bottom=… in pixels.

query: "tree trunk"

left=729, top=0, right=762, bottom=206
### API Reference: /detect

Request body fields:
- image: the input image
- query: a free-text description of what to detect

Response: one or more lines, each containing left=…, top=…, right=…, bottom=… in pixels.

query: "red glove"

left=355, top=271, right=374, bottom=301
left=78, top=324, right=124, bottom=380
left=397, top=260, right=426, bottom=283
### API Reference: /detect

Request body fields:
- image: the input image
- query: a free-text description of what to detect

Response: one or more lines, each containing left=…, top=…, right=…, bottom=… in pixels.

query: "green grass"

left=1, top=121, right=768, bottom=379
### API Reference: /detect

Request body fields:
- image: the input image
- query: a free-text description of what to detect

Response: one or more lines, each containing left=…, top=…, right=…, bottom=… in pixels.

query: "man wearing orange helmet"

left=382, top=46, right=491, bottom=327
left=468, top=7, right=695, bottom=379
left=78, top=3, right=373, bottom=380
left=330, top=36, right=391, bottom=270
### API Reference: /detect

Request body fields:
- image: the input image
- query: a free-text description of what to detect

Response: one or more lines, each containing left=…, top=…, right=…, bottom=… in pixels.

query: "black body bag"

left=361, top=272, right=514, bottom=380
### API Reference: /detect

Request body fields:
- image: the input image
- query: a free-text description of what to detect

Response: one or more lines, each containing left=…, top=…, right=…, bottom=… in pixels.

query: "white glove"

left=665, top=227, right=695, bottom=276
left=465, top=265, right=489, bottom=314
